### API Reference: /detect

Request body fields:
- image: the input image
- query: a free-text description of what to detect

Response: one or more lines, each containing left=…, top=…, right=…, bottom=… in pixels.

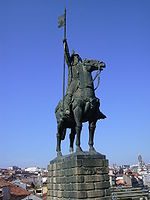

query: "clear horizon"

left=0, top=0, right=150, bottom=168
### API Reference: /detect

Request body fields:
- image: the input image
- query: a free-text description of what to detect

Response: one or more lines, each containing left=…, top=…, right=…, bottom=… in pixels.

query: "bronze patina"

left=56, top=9, right=106, bottom=156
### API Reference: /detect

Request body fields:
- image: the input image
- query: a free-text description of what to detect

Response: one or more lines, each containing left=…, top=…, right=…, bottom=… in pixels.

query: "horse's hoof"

left=69, top=147, right=74, bottom=154
left=57, top=151, right=62, bottom=157
left=89, top=146, right=97, bottom=154
left=76, top=146, right=83, bottom=152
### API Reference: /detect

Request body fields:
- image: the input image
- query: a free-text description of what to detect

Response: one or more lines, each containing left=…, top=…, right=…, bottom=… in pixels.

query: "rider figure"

left=63, top=39, right=105, bottom=119
left=63, top=39, right=82, bottom=116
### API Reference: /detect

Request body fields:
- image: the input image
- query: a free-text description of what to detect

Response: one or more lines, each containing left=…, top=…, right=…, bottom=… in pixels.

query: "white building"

left=25, top=167, right=41, bottom=173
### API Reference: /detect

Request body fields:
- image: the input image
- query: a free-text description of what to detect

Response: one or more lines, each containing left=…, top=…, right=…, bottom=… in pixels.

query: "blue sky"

left=0, top=0, right=150, bottom=168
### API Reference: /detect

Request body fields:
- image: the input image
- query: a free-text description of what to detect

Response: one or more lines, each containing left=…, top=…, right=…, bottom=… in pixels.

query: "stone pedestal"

left=47, top=152, right=111, bottom=200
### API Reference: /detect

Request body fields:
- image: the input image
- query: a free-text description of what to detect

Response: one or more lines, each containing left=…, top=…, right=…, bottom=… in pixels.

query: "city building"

left=0, top=179, right=31, bottom=200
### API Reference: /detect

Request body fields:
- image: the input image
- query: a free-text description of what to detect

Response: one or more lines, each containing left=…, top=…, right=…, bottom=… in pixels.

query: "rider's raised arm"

left=63, top=39, right=71, bottom=67
left=83, top=59, right=106, bottom=72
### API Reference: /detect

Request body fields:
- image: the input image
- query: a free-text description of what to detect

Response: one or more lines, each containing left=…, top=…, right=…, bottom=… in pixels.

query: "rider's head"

left=71, top=50, right=82, bottom=65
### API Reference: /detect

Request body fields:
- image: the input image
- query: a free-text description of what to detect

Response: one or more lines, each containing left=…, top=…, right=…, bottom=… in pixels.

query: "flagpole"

left=63, top=8, right=66, bottom=114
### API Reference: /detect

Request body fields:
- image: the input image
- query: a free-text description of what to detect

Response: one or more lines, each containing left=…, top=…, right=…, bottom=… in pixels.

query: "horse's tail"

left=55, top=100, right=64, bottom=124
left=99, top=111, right=106, bottom=119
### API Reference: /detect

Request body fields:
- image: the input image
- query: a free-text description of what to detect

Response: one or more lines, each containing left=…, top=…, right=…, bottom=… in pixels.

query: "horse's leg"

left=69, top=127, right=76, bottom=154
left=89, top=120, right=97, bottom=152
left=56, top=132, right=62, bottom=156
left=73, top=106, right=83, bottom=152
left=56, top=123, right=63, bottom=156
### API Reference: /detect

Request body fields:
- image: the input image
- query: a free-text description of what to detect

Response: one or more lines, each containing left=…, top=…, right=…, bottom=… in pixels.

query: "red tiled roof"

left=0, top=179, right=12, bottom=187
left=10, top=186, right=31, bottom=196
left=0, top=179, right=31, bottom=196
left=116, top=179, right=125, bottom=185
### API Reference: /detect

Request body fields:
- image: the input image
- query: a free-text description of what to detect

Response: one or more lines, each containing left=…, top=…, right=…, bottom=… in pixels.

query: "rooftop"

left=0, top=179, right=31, bottom=196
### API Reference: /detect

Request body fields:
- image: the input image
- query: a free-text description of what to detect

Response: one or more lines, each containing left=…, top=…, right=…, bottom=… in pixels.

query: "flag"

left=58, top=14, right=65, bottom=28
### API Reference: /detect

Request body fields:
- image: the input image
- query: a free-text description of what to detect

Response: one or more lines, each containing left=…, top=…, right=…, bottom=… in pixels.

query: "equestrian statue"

left=56, top=9, right=106, bottom=156
left=55, top=38, right=106, bottom=156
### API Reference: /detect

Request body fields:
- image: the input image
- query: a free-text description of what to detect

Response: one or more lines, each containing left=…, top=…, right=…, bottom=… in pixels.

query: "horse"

left=55, top=94, right=106, bottom=156
left=55, top=62, right=106, bottom=156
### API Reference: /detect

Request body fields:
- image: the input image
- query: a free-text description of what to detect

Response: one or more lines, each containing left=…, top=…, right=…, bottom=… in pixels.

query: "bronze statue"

left=56, top=9, right=106, bottom=156
left=55, top=39, right=106, bottom=156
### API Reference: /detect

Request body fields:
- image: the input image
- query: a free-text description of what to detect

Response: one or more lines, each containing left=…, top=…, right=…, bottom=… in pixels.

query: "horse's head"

left=99, top=61, right=106, bottom=71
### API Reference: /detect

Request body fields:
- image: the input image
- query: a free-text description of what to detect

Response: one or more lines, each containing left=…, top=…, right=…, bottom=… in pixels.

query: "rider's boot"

left=64, top=94, right=72, bottom=116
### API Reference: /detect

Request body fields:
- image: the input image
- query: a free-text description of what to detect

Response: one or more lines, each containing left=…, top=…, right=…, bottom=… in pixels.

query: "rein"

left=93, top=70, right=101, bottom=91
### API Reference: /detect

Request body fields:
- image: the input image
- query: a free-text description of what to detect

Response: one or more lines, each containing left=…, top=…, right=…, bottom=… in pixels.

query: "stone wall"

left=111, top=186, right=149, bottom=199
left=47, top=152, right=111, bottom=200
